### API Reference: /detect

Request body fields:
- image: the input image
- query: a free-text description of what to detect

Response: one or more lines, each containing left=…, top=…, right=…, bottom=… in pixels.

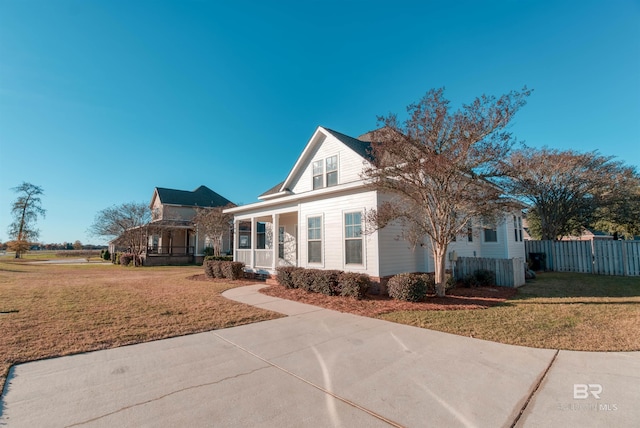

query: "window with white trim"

left=484, top=226, right=498, bottom=242
left=483, top=221, right=498, bottom=243
left=344, top=212, right=363, bottom=264
left=326, top=155, right=338, bottom=187
left=514, top=215, right=523, bottom=242
left=312, top=160, right=324, bottom=190
left=308, top=216, right=322, bottom=263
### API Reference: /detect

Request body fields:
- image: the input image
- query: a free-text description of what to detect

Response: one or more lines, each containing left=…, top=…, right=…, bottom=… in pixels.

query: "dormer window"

left=312, top=155, right=338, bottom=189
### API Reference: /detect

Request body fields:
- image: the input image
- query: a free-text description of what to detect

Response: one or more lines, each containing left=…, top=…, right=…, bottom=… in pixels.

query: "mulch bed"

left=259, top=284, right=517, bottom=317
left=189, top=274, right=518, bottom=317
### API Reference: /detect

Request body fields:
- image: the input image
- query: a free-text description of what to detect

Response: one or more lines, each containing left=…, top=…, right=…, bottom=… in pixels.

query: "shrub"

left=338, top=272, right=370, bottom=299
left=462, top=269, right=496, bottom=287
left=212, top=261, right=224, bottom=278
left=102, top=249, right=111, bottom=261
left=119, top=253, right=133, bottom=266
left=203, top=247, right=215, bottom=257
left=310, top=270, right=342, bottom=296
left=221, top=261, right=244, bottom=280
left=387, top=273, right=427, bottom=302
left=474, top=269, right=496, bottom=287
left=276, top=266, right=298, bottom=288
left=291, top=268, right=316, bottom=292
left=420, top=273, right=436, bottom=294
left=462, top=273, right=479, bottom=288
left=204, top=255, right=233, bottom=262
left=113, top=252, right=121, bottom=265
left=204, top=260, right=215, bottom=278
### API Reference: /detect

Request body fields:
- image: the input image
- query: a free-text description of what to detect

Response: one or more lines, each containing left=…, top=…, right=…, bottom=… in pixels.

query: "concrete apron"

left=1, top=285, right=638, bottom=427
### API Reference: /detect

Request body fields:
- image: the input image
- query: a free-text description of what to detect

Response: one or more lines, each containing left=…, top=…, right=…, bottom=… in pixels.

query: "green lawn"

left=380, top=272, right=640, bottom=351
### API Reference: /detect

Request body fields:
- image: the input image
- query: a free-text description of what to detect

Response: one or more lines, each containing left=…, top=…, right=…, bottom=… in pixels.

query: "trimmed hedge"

left=204, top=255, right=233, bottom=262
left=338, top=272, right=371, bottom=299
left=276, top=267, right=371, bottom=299
left=291, top=268, right=316, bottom=292
left=387, top=273, right=427, bottom=302
left=311, top=269, right=342, bottom=296
left=204, top=260, right=244, bottom=280
left=462, top=269, right=496, bottom=287
left=221, top=261, right=245, bottom=280
left=276, top=266, right=298, bottom=289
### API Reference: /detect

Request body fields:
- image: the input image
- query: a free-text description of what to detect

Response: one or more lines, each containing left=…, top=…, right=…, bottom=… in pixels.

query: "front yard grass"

left=379, top=272, right=640, bottom=351
left=0, top=261, right=282, bottom=391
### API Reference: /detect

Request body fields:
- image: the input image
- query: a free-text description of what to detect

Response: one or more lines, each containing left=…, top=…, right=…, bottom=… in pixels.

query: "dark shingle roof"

left=155, top=185, right=233, bottom=207
left=323, top=128, right=374, bottom=161
left=259, top=181, right=286, bottom=198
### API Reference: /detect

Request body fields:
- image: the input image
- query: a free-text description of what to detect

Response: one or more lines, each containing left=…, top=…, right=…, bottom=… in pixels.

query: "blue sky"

left=1, top=0, right=639, bottom=245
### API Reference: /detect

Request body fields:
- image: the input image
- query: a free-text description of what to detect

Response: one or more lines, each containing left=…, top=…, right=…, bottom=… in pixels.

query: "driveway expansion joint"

left=510, top=349, right=559, bottom=428
left=63, top=365, right=271, bottom=428
left=214, top=332, right=405, bottom=427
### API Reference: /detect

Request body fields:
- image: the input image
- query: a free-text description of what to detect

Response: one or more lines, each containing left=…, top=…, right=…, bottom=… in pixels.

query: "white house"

left=225, top=126, right=526, bottom=283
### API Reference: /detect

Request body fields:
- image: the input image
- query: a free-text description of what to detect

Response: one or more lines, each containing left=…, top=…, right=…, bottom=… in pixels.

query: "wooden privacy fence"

left=525, top=240, right=640, bottom=276
left=454, top=257, right=526, bottom=288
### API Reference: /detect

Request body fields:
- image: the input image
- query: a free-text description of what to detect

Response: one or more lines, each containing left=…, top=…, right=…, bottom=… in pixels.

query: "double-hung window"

left=483, top=222, right=498, bottom=243
left=326, top=156, right=338, bottom=187
left=312, top=161, right=324, bottom=190
left=345, top=212, right=363, bottom=264
left=514, top=216, right=523, bottom=242
left=312, top=155, right=338, bottom=189
left=308, top=216, right=322, bottom=263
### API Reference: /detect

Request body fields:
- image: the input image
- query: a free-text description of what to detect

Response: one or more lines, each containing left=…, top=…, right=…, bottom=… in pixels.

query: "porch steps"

left=265, top=277, right=279, bottom=286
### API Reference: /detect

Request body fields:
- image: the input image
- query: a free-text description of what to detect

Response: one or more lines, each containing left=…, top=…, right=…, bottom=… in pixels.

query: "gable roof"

left=259, top=126, right=374, bottom=200
left=323, top=128, right=374, bottom=161
left=153, top=185, right=233, bottom=208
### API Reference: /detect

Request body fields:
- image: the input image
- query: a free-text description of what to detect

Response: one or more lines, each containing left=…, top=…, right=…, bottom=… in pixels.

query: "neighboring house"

left=561, top=229, right=614, bottom=241
left=145, top=185, right=233, bottom=265
left=224, top=126, right=526, bottom=283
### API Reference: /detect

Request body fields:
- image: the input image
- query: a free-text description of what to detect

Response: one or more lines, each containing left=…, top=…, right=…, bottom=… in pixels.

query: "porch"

left=234, top=211, right=298, bottom=274
left=145, top=220, right=197, bottom=265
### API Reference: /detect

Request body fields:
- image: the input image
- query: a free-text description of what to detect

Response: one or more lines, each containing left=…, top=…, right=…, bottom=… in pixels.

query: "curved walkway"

left=1, top=284, right=638, bottom=427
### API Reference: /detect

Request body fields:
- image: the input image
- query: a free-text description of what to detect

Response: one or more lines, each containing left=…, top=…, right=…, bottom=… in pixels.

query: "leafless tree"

left=499, top=147, right=640, bottom=240
left=89, top=202, right=151, bottom=264
left=363, top=87, right=531, bottom=296
left=192, top=204, right=236, bottom=257
left=7, top=182, right=46, bottom=258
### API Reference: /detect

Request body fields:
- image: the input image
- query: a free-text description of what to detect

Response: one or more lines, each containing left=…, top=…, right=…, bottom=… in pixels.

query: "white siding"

left=505, top=211, right=526, bottom=259
left=478, top=217, right=508, bottom=259
left=299, top=189, right=379, bottom=276
left=377, top=221, right=425, bottom=277
left=290, top=133, right=369, bottom=195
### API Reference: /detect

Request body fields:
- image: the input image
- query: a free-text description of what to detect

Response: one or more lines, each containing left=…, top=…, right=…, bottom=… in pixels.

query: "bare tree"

left=7, top=182, right=46, bottom=258
left=500, top=147, right=639, bottom=240
left=89, top=202, right=151, bottom=264
left=363, top=87, right=531, bottom=296
left=192, top=204, right=236, bottom=257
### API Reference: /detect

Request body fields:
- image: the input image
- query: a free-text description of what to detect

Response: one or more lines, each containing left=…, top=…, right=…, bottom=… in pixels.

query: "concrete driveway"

left=1, top=284, right=638, bottom=427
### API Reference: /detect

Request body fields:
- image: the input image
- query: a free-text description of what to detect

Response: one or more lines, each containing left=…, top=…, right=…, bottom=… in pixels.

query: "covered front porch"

left=145, top=220, right=196, bottom=265
left=234, top=211, right=298, bottom=275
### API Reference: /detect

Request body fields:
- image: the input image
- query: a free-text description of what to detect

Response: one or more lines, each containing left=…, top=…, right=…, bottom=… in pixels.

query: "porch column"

left=272, top=213, right=279, bottom=270
left=233, top=220, right=239, bottom=262
left=251, top=217, right=257, bottom=269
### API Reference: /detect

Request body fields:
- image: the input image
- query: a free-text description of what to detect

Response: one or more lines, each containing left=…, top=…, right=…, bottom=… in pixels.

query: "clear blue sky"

left=1, top=0, right=639, bottom=245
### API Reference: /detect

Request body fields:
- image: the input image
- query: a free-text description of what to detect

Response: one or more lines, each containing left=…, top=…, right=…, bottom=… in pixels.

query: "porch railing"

left=235, top=249, right=274, bottom=268
left=255, top=250, right=273, bottom=268
left=236, top=249, right=251, bottom=265
left=146, top=246, right=194, bottom=256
